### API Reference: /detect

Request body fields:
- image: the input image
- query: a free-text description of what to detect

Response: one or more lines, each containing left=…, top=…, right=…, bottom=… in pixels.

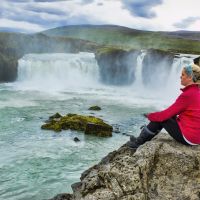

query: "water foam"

left=16, top=52, right=100, bottom=91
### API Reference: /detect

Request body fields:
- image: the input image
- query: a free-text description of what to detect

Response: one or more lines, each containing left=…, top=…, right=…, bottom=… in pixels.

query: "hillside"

left=42, top=25, right=200, bottom=54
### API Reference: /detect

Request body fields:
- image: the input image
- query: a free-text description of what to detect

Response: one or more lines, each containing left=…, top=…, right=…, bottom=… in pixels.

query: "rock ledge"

left=50, top=133, right=200, bottom=200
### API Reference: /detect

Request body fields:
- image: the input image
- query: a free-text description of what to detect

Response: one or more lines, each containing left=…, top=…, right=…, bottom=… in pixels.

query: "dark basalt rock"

left=88, top=106, right=101, bottom=111
left=73, top=137, right=80, bottom=142
left=85, top=122, right=112, bottom=137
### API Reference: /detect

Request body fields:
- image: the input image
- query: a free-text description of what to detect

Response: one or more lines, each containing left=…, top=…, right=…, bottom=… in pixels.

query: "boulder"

left=51, top=133, right=200, bottom=200
left=74, top=137, right=80, bottom=142
left=85, top=122, right=112, bottom=137
left=41, top=113, right=113, bottom=137
left=88, top=106, right=101, bottom=111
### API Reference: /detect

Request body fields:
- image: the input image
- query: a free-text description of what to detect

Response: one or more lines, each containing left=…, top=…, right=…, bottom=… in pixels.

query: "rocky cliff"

left=50, top=133, right=200, bottom=200
left=95, top=48, right=174, bottom=86
left=95, top=47, right=140, bottom=85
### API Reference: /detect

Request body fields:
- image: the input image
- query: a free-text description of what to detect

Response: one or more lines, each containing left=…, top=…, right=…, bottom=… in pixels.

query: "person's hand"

left=143, top=113, right=149, bottom=118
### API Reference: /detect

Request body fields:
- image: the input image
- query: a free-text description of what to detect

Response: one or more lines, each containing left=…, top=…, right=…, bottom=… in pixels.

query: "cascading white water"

left=134, top=50, right=146, bottom=88
left=16, top=52, right=100, bottom=91
left=129, top=52, right=199, bottom=103
left=161, top=54, right=198, bottom=102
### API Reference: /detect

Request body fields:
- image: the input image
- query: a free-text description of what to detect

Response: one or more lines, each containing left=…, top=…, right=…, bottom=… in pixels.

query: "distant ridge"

left=41, top=24, right=200, bottom=54
left=42, top=24, right=200, bottom=41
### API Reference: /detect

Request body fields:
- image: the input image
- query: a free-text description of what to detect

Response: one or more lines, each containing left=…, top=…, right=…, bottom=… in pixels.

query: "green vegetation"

left=43, top=25, right=200, bottom=54
left=41, top=113, right=113, bottom=137
left=0, top=25, right=200, bottom=82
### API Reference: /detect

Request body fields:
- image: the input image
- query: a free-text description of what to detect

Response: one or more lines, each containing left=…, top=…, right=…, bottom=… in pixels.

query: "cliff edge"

left=50, top=133, right=200, bottom=200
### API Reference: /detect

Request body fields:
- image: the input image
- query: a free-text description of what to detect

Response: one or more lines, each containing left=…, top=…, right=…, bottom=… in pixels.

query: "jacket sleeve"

left=147, top=93, right=189, bottom=122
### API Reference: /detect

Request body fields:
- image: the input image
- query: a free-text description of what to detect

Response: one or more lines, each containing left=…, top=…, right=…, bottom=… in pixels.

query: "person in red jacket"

left=127, top=63, right=200, bottom=149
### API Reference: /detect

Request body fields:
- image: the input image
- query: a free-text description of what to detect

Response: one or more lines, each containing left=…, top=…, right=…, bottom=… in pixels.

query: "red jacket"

left=147, top=84, right=200, bottom=144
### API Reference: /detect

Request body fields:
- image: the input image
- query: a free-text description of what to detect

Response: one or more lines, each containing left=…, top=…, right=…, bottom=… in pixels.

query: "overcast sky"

left=1, top=0, right=200, bottom=33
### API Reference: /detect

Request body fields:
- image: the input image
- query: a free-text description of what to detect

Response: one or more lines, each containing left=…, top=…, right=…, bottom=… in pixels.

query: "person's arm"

left=147, top=93, right=189, bottom=122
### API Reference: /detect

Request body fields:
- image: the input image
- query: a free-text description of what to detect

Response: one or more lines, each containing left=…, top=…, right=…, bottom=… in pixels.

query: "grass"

left=43, top=25, right=200, bottom=54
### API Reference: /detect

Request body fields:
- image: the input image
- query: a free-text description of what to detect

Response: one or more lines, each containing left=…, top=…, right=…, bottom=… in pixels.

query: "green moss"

left=96, top=47, right=126, bottom=57
left=41, top=120, right=62, bottom=132
left=41, top=113, right=113, bottom=137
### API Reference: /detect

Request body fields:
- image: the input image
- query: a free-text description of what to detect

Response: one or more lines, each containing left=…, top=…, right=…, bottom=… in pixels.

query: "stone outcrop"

left=0, top=53, right=18, bottom=82
left=88, top=106, right=101, bottom=111
left=95, top=47, right=140, bottom=85
left=51, top=133, right=200, bottom=200
left=41, top=113, right=113, bottom=137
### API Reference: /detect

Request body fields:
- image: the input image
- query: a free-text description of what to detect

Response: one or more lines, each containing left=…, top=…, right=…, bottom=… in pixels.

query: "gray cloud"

left=80, top=0, right=94, bottom=4
left=1, top=0, right=97, bottom=31
left=4, top=0, right=30, bottom=2
left=25, top=5, right=66, bottom=16
left=4, top=0, right=71, bottom=2
left=122, top=0, right=163, bottom=18
left=174, top=17, right=200, bottom=29
left=97, top=2, right=103, bottom=6
left=34, top=0, right=71, bottom=2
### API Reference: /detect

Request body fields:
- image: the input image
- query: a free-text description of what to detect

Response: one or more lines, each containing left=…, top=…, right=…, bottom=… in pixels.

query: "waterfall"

left=15, top=51, right=198, bottom=94
left=16, top=52, right=100, bottom=91
left=163, top=54, right=198, bottom=101
left=134, top=50, right=146, bottom=88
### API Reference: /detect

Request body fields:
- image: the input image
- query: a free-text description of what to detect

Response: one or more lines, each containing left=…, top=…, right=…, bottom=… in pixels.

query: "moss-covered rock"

left=88, top=106, right=101, bottom=111
left=49, top=112, right=62, bottom=119
left=41, top=113, right=113, bottom=137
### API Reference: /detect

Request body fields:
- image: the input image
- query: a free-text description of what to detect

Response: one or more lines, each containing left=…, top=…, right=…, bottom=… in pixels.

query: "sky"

left=0, top=0, right=200, bottom=33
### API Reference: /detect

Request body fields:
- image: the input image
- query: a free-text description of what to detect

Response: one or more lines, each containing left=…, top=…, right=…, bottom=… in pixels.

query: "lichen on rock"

left=41, top=113, right=113, bottom=137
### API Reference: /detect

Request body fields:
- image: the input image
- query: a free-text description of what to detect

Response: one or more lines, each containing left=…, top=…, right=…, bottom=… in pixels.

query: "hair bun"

left=192, top=64, right=200, bottom=84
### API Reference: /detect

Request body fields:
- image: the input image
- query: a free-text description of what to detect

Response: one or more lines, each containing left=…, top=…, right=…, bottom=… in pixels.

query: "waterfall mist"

left=16, top=52, right=100, bottom=91
left=13, top=51, right=198, bottom=108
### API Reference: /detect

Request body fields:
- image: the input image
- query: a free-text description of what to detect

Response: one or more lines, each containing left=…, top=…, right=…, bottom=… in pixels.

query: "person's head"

left=181, top=64, right=200, bottom=86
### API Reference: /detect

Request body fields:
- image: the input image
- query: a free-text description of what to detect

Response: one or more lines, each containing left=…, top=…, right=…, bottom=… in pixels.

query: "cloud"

left=1, top=0, right=200, bottom=33
left=34, top=0, right=71, bottom=2
left=5, top=0, right=70, bottom=2
left=25, top=5, right=67, bottom=16
left=173, top=17, right=200, bottom=29
left=97, top=2, right=103, bottom=6
left=4, top=0, right=29, bottom=2
left=0, top=18, right=44, bottom=33
left=122, top=0, right=163, bottom=18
